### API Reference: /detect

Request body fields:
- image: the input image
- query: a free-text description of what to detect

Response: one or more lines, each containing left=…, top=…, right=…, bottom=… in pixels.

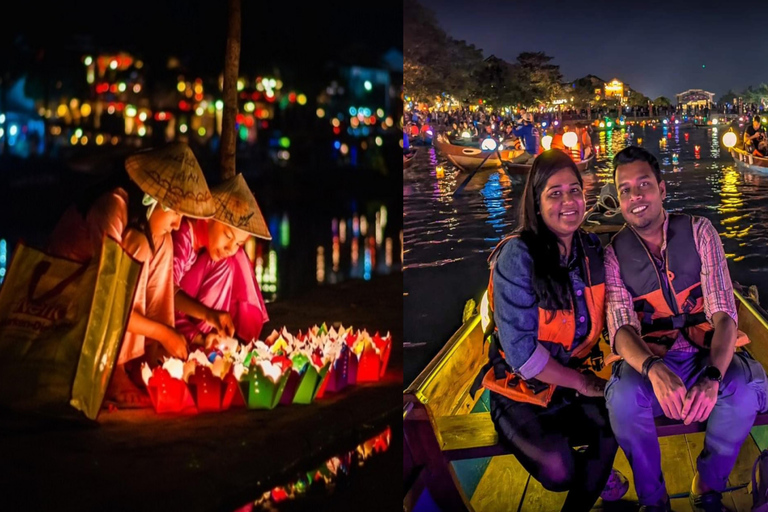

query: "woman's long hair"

left=74, top=161, right=156, bottom=254
left=518, top=149, right=583, bottom=312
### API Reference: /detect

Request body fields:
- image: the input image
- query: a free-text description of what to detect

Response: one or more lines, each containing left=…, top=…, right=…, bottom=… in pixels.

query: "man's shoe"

left=689, top=490, right=728, bottom=512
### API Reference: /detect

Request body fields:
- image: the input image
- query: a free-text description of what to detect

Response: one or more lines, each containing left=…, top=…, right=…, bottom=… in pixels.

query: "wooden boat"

left=404, top=149, right=418, bottom=169
left=729, top=146, right=768, bottom=172
left=434, top=134, right=519, bottom=171
left=435, top=134, right=594, bottom=174
left=404, top=223, right=768, bottom=512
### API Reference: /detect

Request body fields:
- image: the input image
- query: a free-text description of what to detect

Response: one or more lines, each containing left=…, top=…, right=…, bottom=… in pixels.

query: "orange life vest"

left=481, top=231, right=606, bottom=407
left=610, top=213, right=748, bottom=354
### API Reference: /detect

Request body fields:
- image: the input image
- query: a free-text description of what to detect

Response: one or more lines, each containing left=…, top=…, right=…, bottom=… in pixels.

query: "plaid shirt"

left=605, top=212, right=738, bottom=353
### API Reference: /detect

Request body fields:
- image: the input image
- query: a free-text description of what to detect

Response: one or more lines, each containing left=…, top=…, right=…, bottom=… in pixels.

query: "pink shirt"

left=172, top=219, right=269, bottom=342
left=48, top=187, right=176, bottom=364
left=605, top=212, right=738, bottom=353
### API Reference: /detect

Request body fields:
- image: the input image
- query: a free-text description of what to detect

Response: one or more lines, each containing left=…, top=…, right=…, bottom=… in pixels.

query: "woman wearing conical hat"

left=172, top=173, right=271, bottom=348
left=48, top=141, right=216, bottom=405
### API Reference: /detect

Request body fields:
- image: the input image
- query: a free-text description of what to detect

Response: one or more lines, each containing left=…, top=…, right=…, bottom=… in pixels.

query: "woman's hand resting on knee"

left=577, top=373, right=608, bottom=397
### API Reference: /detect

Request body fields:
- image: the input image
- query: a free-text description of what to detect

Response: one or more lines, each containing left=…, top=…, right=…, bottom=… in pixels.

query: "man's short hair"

left=612, top=146, right=662, bottom=184
left=755, top=115, right=762, bottom=123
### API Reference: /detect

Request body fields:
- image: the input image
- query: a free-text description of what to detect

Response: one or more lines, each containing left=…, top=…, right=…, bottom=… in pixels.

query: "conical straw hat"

left=124, top=141, right=216, bottom=218
left=211, top=174, right=271, bottom=240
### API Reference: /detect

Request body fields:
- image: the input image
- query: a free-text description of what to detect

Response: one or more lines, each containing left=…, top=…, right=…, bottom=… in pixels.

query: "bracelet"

left=642, top=355, right=663, bottom=379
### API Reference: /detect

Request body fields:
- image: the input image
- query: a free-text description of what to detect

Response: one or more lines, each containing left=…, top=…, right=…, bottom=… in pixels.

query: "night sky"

left=418, top=0, right=768, bottom=100
left=3, top=1, right=402, bottom=86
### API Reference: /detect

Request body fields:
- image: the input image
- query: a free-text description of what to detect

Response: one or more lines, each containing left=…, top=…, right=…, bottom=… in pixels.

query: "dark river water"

left=403, top=123, right=768, bottom=385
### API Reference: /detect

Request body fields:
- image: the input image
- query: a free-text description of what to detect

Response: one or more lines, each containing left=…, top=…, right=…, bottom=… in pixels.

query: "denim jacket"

left=491, top=233, right=602, bottom=379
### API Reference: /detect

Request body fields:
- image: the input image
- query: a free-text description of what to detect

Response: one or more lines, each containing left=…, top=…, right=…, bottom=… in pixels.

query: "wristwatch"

left=701, top=365, right=723, bottom=383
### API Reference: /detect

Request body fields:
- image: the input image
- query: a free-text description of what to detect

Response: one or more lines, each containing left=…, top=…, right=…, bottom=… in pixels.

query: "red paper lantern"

left=188, top=366, right=242, bottom=412
left=357, top=343, right=381, bottom=382
left=146, top=368, right=196, bottom=413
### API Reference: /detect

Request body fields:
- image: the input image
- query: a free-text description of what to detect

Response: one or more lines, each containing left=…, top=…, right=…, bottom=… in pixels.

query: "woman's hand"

left=205, top=308, right=235, bottom=337
left=203, top=332, right=227, bottom=351
left=577, top=373, right=607, bottom=397
left=161, top=328, right=189, bottom=360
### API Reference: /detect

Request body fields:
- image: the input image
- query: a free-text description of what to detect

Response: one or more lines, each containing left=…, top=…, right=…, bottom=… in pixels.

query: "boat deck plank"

left=469, top=432, right=763, bottom=511
left=469, top=455, right=529, bottom=512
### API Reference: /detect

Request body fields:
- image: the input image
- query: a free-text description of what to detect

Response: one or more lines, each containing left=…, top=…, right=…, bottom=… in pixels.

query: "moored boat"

left=404, top=149, right=418, bottom=169
left=435, top=133, right=594, bottom=174
left=434, top=134, right=518, bottom=171
left=728, top=146, right=768, bottom=172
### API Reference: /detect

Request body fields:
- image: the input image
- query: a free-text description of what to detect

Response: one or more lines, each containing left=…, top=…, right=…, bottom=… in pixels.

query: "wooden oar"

left=452, top=147, right=504, bottom=197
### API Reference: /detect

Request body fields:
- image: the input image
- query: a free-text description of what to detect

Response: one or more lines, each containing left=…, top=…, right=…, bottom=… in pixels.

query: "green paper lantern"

left=239, top=363, right=291, bottom=410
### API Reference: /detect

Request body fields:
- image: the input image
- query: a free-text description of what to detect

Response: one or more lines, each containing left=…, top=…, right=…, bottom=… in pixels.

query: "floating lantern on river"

left=436, top=166, right=445, bottom=179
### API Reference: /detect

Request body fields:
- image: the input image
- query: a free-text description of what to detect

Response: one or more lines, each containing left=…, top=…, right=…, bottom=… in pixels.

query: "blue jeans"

left=605, top=350, right=768, bottom=506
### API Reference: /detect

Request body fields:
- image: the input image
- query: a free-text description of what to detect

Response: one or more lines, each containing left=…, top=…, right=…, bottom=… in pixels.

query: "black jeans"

left=489, top=388, right=618, bottom=512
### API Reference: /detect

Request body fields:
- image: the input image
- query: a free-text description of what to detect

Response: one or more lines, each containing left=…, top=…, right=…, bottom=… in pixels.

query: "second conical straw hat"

left=211, top=173, right=271, bottom=240
left=124, top=141, right=216, bottom=218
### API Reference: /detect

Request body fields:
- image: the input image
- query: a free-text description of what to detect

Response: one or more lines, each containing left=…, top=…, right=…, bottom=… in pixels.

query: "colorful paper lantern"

left=146, top=367, right=196, bottom=413
left=239, top=359, right=291, bottom=410
left=280, top=356, right=331, bottom=405
left=357, top=332, right=392, bottom=382
left=187, top=366, right=241, bottom=412
left=320, top=344, right=351, bottom=395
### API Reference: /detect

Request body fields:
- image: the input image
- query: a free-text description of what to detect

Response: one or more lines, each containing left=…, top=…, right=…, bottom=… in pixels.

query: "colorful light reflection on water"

left=233, top=426, right=392, bottom=511
left=404, top=124, right=768, bottom=383
left=248, top=205, right=401, bottom=302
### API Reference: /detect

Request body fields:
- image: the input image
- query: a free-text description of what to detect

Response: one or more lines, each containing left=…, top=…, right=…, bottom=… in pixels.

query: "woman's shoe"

left=600, top=468, right=630, bottom=501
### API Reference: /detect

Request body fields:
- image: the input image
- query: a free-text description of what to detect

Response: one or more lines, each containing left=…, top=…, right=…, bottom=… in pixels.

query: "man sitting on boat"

left=510, top=113, right=539, bottom=164
left=744, top=115, right=767, bottom=156
left=472, top=149, right=628, bottom=511
left=576, top=122, right=594, bottom=160
left=603, top=146, right=768, bottom=512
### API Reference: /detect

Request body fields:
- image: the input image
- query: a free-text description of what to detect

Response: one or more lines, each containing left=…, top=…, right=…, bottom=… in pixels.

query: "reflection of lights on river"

left=363, top=245, right=372, bottom=281
left=316, top=246, right=325, bottom=283
left=352, top=214, right=360, bottom=237
left=481, top=171, right=507, bottom=236
left=0, top=239, right=5, bottom=284
left=332, top=236, right=340, bottom=272
left=255, top=248, right=279, bottom=298
left=280, top=213, right=290, bottom=248
left=719, top=167, right=752, bottom=258
left=711, top=128, right=720, bottom=159
left=351, top=237, right=359, bottom=267
left=375, top=211, right=383, bottom=246
left=360, top=216, right=368, bottom=236
left=331, top=218, right=338, bottom=236
left=368, top=236, right=376, bottom=270
left=380, top=205, right=388, bottom=229
left=385, top=238, right=393, bottom=268
left=340, top=218, right=347, bottom=243
left=250, top=426, right=391, bottom=510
